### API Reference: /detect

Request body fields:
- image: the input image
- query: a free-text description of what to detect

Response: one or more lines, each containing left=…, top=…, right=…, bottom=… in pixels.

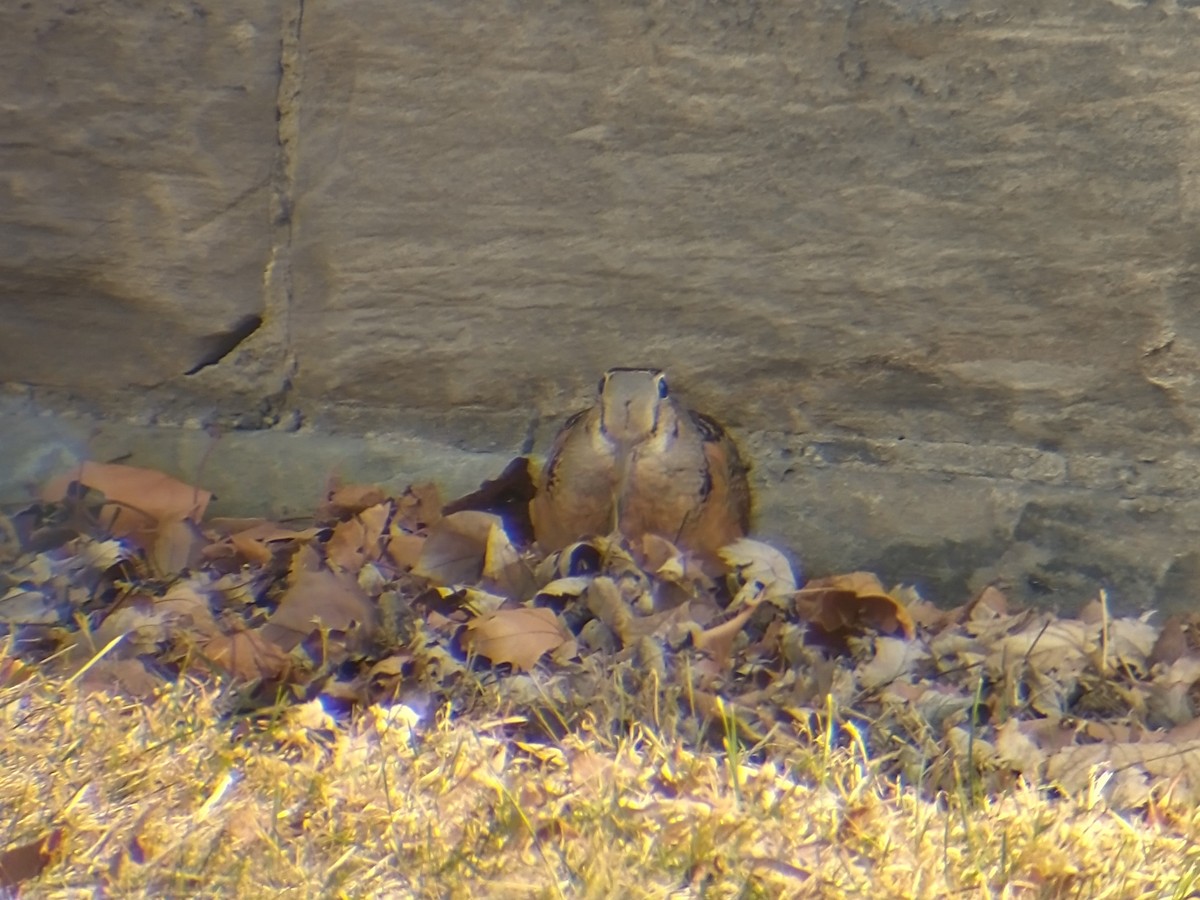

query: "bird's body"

left=531, top=368, right=751, bottom=557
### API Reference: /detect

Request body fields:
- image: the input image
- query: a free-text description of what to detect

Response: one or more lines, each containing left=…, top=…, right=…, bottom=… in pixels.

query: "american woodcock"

left=531, top=368, right=752, bottom=557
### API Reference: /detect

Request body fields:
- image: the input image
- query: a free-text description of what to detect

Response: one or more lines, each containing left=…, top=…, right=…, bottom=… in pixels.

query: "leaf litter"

left=4, top=457, right=1200, bottom=893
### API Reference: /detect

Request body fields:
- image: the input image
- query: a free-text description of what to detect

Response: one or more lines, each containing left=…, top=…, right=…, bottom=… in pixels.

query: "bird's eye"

left=656, top=375, right=669, bottom=398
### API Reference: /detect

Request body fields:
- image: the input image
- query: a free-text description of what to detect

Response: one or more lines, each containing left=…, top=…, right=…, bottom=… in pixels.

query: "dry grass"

left=3, top=664, right=1200, bottom=899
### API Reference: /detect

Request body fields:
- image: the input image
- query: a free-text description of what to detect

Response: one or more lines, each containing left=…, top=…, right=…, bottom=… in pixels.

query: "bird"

left=530, top=367, right=752, bottom=558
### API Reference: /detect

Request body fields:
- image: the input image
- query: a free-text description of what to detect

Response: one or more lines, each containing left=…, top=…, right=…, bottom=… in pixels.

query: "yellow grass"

left=3, top=667, right=1200, bottom=899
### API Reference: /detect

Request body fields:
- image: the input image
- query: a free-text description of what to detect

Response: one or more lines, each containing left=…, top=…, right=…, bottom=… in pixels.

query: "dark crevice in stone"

left=184, top=314, right=264, bottom=375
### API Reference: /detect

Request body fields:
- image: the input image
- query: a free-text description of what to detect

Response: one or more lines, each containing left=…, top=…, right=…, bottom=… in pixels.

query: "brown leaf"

left=462, top=607, right=568, bottom=671
left=200, top=628, right=292, bottom=682
left=226, top=530, right=275, bottom=566
left=966, top=584, right=1009, bottom=620
left=442, top=457, right=536, bottom=545
left=156, top=580, right=222, bottom=638
left=318, top=480, right=387, bottom=519
left=88, top=581, right=220, bottom=656
left=692, top=604, right=757, bottom=674
left=42, top=462, right=211, bottom=542
left=90, top=594, right=173, bottom=657
left=386, top=526, right=426, bottom=571
left=0, top=828, right=63, bottom=889
left=1151, top=615, right=1191, bottom=666
left=80, top=658, right=164, bottom=698
left=719, top=539, right=798, bottom=608
left=151, top=517, right=206, bottom=576
left=212, top=521, right=324, bottom=566
left=261, top=566, right=377, bottom=651
left=413, top=510, right=499, bottom=586
left=994, top=717, right=1046, bottom=777
left=395, top=482, right=444, bottom=533
left=796, top=572, right=916, bottom=646
left=482, top=519, right=535, bottom=599
left=857, top=636, right=928, bottom=689
left=326, top=502, right=391, bottom=574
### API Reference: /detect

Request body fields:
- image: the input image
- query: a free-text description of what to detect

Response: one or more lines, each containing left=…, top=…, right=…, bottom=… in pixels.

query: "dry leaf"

left=719, top=538, right=799, bottom=608
left=0, top=585, right=66, bottom=625
left=994, top=717, right=1046, bottom=777
left=395, top=482, right=444, bottom=533
left=414, top=510, right=502, bottom=586
left=326, top=502, right=391, bottom=574
left=0, top=828, right=63, bottom=889
left=692, top=604, right=757, bottom=674
left=441, top=457, right=536, bottom=545
left=857, top=636, right=928, bottom=690
left=151, top=517, right=206, bottom=576
left=211, top=521, right=324, bottom=566
left=462, top=607, right=568, bottom=671
left=796, top=572, right=916, bottom=645
left=966, top=584, right=1009, bottom=620
left=482, top=519, right=535, bottom=599
left=319, top=480, right=387, bottom=519
left=990, top=618, right=1094, bottom=674
left=262, top=566, right=377, bottom=651
left=42, top=462, right=211, bottom=544
left=533, top=576, right=592, bottom=610
left=386, top=525, right=426, bottom=571
left=81, top=658, right=164, bottom=698
left=200, top=628, right=292, bottom=682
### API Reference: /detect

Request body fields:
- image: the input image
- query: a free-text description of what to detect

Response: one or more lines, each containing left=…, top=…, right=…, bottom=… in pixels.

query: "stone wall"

left=4, top=0, right=1200, bottom=612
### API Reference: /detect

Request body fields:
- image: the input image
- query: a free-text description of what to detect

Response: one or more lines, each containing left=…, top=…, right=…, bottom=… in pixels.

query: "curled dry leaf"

left=535, top=539, right=605, bottom=584
left=533, top=576, right=592, bottom=611
left=635, top=533, right=686, bottom=579
left=857, top=636, right=929, bottom=690
left=692, top=604, right=757, bottom=676
left=719, top=538, right=799, bottom=608
left=796, top=572, right=916, bottom=644
left=461, top=606, right=568, bottom=672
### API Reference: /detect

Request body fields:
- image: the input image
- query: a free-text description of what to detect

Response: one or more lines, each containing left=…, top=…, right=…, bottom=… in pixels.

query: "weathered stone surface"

left=4, top=0, right=1200, bottom=613
left=0, top=0, right=288, bottom=414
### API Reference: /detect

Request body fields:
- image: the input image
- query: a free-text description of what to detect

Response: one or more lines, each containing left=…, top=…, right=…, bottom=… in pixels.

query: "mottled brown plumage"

left=531, top=368, right=751, bottom=557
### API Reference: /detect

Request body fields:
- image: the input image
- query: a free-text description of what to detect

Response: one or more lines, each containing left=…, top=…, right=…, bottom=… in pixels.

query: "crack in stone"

left=184, top=314, right=265, bottom=376
left=260, top=0, right=305, bottom=402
